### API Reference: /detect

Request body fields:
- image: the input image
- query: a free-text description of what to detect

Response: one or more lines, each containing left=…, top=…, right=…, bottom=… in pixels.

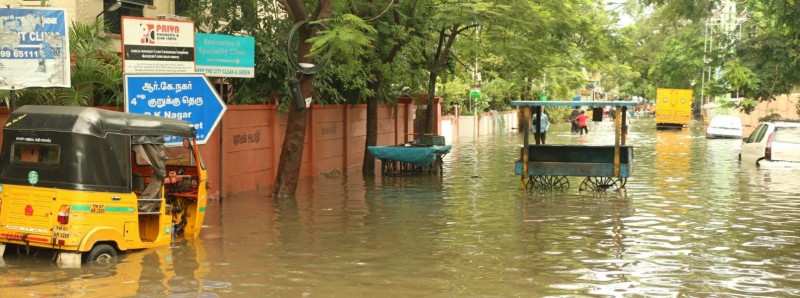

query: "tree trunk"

left=362, top=29, right=403, bottom=175
left=273, top=77, right=312, bottom=198
left=425, top=70, right=438, bottom=134
left=273, top=0, right=327, bottom=198
left=424, top=24, right=463, bottom=134
left=362, top=79, right=380, bottom=175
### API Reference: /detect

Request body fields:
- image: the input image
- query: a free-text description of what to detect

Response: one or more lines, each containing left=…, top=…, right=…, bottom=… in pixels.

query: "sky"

left=605, top=0, right=636, bottom=27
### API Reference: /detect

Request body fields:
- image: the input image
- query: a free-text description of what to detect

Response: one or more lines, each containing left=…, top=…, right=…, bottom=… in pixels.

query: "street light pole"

left=95, top=1, right=122, bottom=20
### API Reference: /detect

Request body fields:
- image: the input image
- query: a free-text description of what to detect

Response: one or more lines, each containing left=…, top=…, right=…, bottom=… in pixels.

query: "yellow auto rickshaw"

left=0, top=105, right=208, bottom=267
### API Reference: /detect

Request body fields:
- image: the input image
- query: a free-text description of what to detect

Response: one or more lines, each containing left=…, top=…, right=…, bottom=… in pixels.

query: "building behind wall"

left=17, top=0, right=183, bottom=36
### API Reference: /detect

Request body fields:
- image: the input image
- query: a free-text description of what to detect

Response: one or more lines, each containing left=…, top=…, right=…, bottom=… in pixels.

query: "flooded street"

left=3, top=117, right=800, bottom=297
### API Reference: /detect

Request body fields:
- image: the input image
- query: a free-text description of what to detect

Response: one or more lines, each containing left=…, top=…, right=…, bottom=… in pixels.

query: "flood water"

left=3, top=116, right=800, bottom=297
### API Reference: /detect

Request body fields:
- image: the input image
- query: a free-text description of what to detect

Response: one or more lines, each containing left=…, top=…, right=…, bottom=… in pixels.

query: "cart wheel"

left=526, top=175, right=569, bottom=192
left=579, top=177, right=624, bottom=192
left=84, top=244, right=118, bottom=264
left=546, top=176, right=570, bottom=192
left=529, top=175, right=548, bottom=191
left=525, top=175, right=543, bottom=191
left=525, top=175, right=535, bottom=191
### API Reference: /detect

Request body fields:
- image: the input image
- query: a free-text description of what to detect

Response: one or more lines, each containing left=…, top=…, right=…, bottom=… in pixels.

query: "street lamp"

left=95, top=1, right=122, bottom=20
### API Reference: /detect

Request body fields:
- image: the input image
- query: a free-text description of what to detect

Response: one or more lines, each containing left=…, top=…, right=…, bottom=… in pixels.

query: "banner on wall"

left=0, top=7, right=70, bottom=89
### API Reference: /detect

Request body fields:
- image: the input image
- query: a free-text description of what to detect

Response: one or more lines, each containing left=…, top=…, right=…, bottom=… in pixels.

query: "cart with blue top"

left=512, top=101, right=638, bottom=192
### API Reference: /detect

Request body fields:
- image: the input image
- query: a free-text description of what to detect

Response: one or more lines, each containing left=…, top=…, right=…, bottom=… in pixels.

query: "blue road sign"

left=124, top=73, right=227, bottom=145
left=195, top=33, right=255, bottom=78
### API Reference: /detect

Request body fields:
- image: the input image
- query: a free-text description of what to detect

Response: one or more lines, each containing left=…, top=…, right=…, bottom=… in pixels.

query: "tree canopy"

left=622, top=0, right=800, bottom=116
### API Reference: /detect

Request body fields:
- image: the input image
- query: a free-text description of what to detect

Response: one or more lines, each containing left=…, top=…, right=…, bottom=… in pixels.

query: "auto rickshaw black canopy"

left=5, top=105, right=196, bottom=139
left=0, top=105, right=196, bottom=193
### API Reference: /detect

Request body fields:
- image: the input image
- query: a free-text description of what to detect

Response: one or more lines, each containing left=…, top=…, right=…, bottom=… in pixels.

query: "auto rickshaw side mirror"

left=183, top=138, right=191, bottom=149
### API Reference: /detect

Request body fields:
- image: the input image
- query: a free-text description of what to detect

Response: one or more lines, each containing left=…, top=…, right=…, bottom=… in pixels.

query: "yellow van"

left=0, top=105, right=208, bottom=267
left=655, top=88, right=693, bottom=129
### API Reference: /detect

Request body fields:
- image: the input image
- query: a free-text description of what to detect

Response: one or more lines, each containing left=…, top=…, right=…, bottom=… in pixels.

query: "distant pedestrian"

left=576, top=110, right=589, bottom=135
left=570, top=106, right=581, bottom=133
left=531, top=109, right=550, bottom=144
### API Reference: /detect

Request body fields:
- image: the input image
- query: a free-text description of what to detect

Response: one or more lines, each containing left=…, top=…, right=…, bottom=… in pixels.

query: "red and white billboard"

left=121, top=17, right=195, bottom=73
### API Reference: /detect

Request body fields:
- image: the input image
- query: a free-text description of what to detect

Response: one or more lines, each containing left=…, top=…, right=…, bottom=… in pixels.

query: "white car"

left=740, top=120, right=800, bottom=168
left=706, top=115, right=743, bottom=139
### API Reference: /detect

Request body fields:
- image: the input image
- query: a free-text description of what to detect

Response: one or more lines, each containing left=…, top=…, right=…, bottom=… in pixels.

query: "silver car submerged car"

left=740, top=120, right=800, bottom=168
left=706, top=115, right=743, bottom=139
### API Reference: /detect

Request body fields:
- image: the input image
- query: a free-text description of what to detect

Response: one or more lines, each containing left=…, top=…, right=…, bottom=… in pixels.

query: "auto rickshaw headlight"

left=57, top=205, right=70, bottom=224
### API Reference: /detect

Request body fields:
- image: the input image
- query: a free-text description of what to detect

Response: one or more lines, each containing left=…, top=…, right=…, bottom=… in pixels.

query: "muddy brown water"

left=2, top=117, right=800, bottom=297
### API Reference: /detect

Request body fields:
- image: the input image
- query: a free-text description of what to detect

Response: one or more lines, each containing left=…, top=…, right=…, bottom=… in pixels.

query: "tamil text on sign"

left=124, top=73, right=227, bottom=145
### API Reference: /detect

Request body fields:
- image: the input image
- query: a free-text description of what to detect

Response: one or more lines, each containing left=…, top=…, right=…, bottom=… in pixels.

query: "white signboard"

left=121, top=17, right=195, bottom=74
left=0, top=8, right=70, bottom=90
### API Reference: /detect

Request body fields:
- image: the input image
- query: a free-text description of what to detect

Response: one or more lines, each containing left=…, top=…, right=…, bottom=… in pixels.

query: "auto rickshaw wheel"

left=84, top=244, right=118, bottom=264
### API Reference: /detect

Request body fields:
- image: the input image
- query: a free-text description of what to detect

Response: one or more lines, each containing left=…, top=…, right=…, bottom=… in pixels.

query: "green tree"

left=186, top=1, right=292, bottom=105
left=189, top=0, right=382, bottom=196
left=418, top=1, right=494, bottom=134
left=189, top=0, right=338, bottom=198
left=268, top=0, right=335, bottom=198
left=15, top=20, right=122, bottom=107
left=334, top=1, right=427, bottom=175
left=460, top=0, right=622, bottom=134
left=733, top=1, right=800, bottom=105
left=635, top=0, right=800, bottom=117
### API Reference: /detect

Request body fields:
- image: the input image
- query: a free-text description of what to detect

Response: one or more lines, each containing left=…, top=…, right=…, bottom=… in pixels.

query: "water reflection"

left=0, top=243, right=213, bottom=297
left=5, top=118, right=800, bottom=296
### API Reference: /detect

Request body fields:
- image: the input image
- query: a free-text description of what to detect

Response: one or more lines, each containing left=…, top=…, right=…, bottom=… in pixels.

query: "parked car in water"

left=740, top=120, right=800, bottom=168
left=706, top=115, right=743, bottom=139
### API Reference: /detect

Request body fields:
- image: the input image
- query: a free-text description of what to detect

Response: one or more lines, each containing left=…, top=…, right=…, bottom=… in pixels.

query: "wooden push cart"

left=512, top=101, right=639, bottom=192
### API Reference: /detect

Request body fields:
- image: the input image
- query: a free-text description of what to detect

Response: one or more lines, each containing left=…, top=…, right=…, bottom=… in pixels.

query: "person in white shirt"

left=531, top=108, right=550, bottom=144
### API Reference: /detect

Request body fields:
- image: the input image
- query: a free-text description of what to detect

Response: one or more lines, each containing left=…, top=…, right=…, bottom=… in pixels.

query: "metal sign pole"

left=9, top=86, right=15, bottom=112
left=474, top=98, right=477, bottom=141
left=614, top=106, right=622, bottom=178
left=217, top=81, right=225, bottom=202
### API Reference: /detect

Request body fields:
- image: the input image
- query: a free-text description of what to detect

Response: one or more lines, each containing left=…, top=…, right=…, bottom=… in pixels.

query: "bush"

left=759, top=113, right=782, bottom=122
left=545, top=106, right=572, bottom=123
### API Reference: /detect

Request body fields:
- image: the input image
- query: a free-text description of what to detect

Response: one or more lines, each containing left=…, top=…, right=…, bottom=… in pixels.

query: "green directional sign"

left=195, top=33, right=255, bottom=78
left=469, top=88, right=481, bottom=99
